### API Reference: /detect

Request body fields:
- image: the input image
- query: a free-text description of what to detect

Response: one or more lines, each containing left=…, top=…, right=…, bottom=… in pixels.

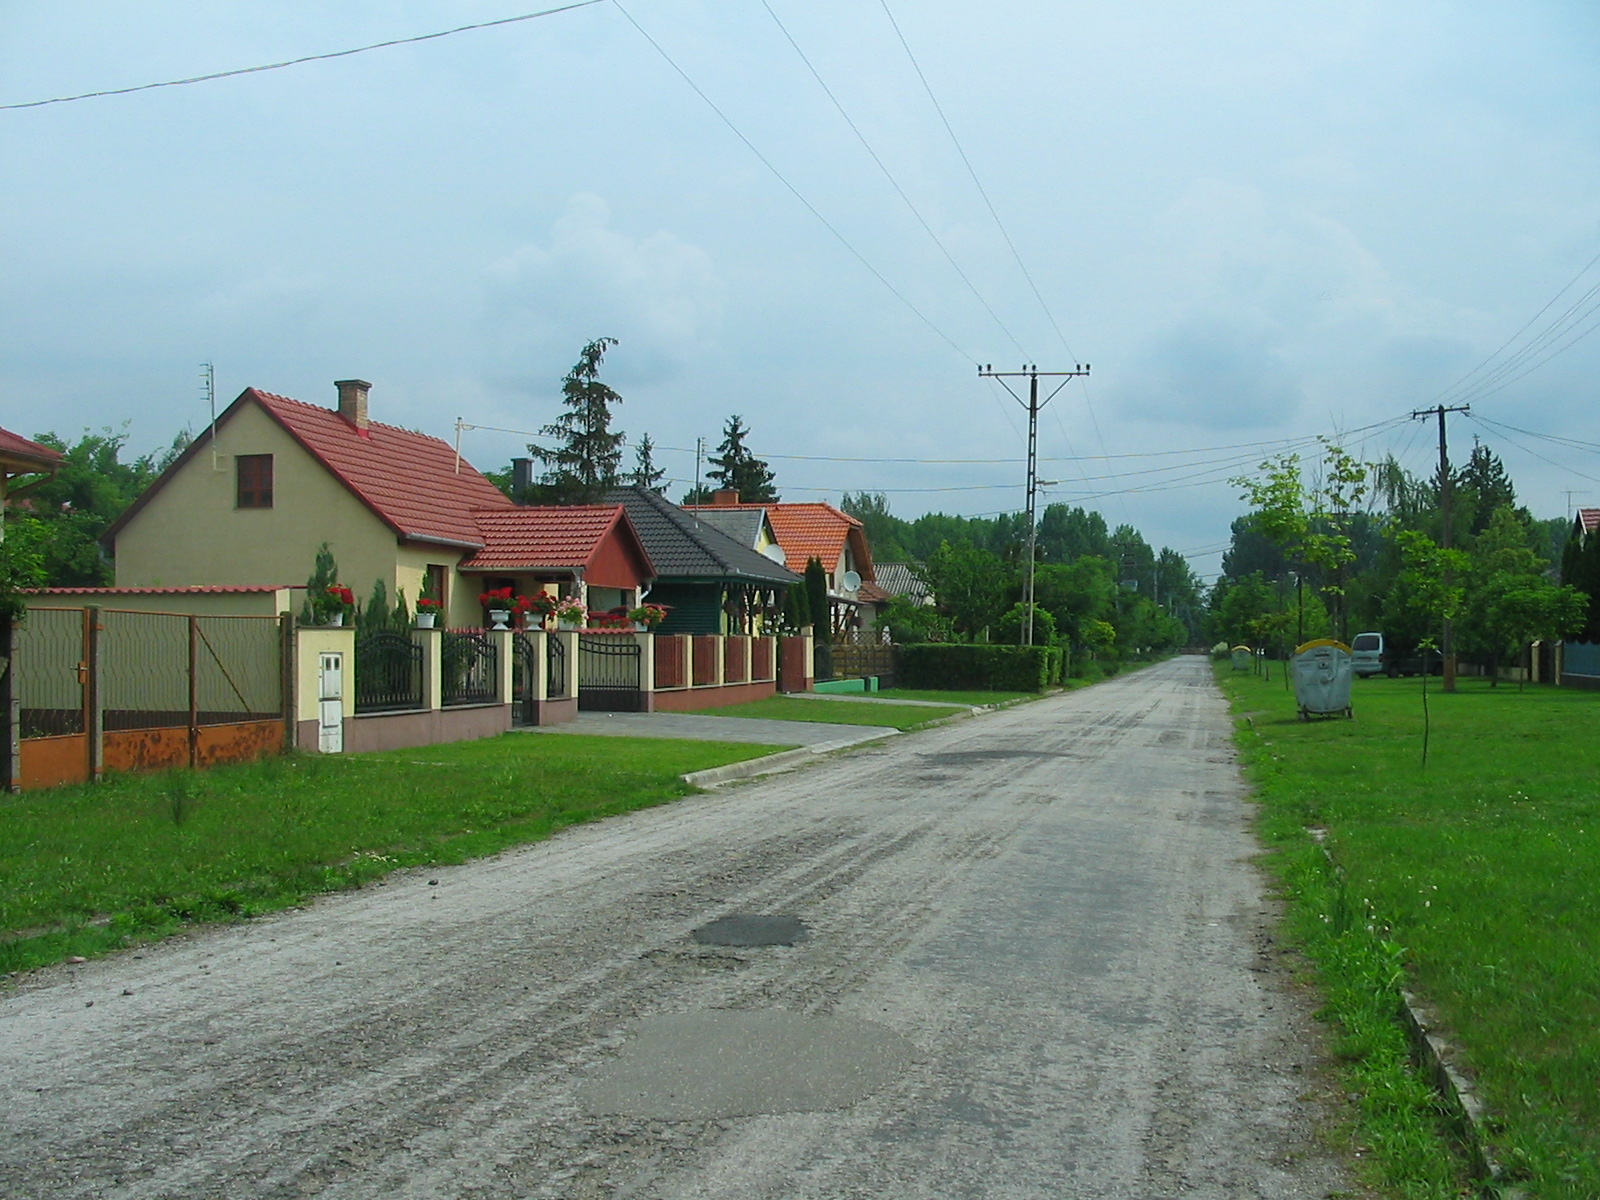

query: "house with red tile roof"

left=684, top=492, right=876, bottom=634
left=0, top=427, right=63, bottom=537
left=104, top=382, right=653, bottom=624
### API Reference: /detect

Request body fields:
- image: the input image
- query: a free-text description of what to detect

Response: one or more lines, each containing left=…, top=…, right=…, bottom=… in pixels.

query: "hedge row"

left=897, top=644, right=1065, bottom=692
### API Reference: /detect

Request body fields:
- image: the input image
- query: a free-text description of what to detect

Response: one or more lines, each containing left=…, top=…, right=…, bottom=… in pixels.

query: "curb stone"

left=682, top=730, right=899, bottom=788
left=1308, top=829, right=1515, bottom=1196
left=680, top=691, right=1056, bottom=787
left=1396, top=991, right=1521, bottom=1197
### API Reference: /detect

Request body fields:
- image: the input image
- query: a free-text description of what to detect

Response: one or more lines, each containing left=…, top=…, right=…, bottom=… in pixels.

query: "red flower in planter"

left=479, top=586, right=516, bottom=609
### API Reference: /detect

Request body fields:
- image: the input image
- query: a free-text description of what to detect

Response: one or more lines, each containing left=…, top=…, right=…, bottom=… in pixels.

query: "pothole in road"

left=692, top=914, right=808, bottom=947
left=576, top=1009, right=914, bottom=1119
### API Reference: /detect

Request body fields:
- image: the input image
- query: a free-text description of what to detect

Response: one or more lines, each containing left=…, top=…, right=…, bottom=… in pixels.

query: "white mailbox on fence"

left=318, top=652, right=344, bottom=753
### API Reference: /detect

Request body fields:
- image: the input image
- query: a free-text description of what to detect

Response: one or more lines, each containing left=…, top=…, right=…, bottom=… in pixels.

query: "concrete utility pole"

left=978, top=363, right=1091, bottom=646
left=1412, top=403, right=1469, bottom=692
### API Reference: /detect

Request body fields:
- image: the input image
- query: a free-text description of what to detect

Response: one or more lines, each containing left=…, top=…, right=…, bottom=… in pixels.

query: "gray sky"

left=4, top=1, right=1598, bottom=581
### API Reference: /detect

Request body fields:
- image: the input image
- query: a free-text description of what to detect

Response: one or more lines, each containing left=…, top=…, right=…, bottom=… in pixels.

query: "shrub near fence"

left=898, top=643, right=1063, bottom=692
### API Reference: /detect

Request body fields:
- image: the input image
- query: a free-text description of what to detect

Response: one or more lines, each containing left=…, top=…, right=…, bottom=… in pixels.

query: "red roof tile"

left=0, top=427, right=63, bottom=468
left=251, top=390, right=511, bottom=546
left=464, top=506, right=632, bottom=570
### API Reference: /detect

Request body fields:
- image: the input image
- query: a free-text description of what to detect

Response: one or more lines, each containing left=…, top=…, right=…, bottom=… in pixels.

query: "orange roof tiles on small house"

left=463, top=506, right=654, bottom=591
left=684, top=496, right=874, bottom=581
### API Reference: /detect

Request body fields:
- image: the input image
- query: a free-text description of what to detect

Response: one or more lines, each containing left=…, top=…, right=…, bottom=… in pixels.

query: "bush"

left=898, top=643, right=1063, bottom=692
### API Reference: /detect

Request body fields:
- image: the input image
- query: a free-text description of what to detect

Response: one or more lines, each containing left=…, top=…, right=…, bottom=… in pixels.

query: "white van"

left=1351, top=631, right=1385, bottom=677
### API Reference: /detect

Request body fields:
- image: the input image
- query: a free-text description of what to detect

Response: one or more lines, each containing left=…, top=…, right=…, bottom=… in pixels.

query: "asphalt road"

left=0, top=656, right=1360, bottom=1199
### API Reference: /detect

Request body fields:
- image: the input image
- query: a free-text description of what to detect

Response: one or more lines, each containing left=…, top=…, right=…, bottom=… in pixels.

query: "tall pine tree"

left=529, top=337, right=626, bottom=504
left=706, top=415, right=778, bottom=503
left=628, top=432, right=666, bottom=494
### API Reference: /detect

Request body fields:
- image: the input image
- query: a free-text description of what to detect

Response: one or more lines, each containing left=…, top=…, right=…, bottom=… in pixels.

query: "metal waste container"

left=1292, top=640, right=1353, bottom=719
left=1231, top=645, right=1252, bottom=671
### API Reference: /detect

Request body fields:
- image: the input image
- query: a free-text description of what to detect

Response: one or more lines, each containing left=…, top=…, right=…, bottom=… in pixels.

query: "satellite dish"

left=841, top=570, right=862, bottom=592
left=763, top=544, right=788, bottom=566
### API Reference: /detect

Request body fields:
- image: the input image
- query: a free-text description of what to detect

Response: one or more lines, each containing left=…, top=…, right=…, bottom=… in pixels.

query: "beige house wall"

left=113, top=406, right=467, bottom=612
left=28, top=589, right=297, bottom=618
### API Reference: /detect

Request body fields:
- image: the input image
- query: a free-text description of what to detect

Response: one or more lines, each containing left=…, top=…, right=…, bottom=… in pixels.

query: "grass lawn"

left=1219, top=664, right=1600, bottom=1198
left=682, top=696, right=966, bottom=730
left=0, top=733, right=781, bottom=975
left=873, top=688, right=1036, bottom=706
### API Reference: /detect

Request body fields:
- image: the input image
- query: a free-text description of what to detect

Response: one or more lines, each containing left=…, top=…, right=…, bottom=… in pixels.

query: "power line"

left=0, top=3, right=605, bottom=110
left=1430, top=246, right=1600, bottom=408
left=611, top=0, right=979, bottom=364
left=877, top=0, right=1073, bottom=361
left=760, top=0, right=1028, bottom=359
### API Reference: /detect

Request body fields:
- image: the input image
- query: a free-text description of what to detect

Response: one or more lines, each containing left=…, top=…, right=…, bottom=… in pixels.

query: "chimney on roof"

left=335, top=379, right=372, bottom=433
left=512, top=457, right=536, bottom=504
left=712, top=490, right=739, bottom=506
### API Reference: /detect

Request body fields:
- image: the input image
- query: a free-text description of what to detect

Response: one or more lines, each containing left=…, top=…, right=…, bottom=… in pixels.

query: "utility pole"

left=1412, top=403, right=1469, bottom=692
left=979, top=362, right=1091, bottom=646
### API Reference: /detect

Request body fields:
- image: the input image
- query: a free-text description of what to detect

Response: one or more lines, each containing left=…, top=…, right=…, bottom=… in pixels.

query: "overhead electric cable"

left=1470, top=415, right=1600, bottom=455
left=877, top=0, right=1072, bottom=360
left=759, top=0, right=1028, bottom=359
left=611, top=0, right=978, bottom=364
left=1467, top=415, right=1600, bottom=485
left=1429, top=247, right=1600, bottom=407
left=0, top=3, right=605, bottom=110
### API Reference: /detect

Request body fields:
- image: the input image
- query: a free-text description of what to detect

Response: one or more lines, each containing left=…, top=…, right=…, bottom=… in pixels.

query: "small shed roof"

left=462, top=506, right=655, bottom=589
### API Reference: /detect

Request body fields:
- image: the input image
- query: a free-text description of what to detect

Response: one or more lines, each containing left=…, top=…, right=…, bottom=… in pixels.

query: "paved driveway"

left=0, top=656, right=1359, bottom=1199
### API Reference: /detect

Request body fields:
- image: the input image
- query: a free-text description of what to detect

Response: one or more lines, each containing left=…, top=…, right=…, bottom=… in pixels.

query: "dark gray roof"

left=690, top=507, right=766, bottom=549
left=873, top=562, right=930, bottom=602
left=603, top=487, right=800, bottom=586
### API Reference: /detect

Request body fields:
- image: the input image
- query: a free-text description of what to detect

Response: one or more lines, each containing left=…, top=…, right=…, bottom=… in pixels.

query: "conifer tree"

left=529, top=337, right=626, bottom=504
left=629, top=433, right=666, bottom=494
left=706, top=415, right=778, bottom=503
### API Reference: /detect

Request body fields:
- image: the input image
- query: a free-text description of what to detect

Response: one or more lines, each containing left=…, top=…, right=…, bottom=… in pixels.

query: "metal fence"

left=547, top=632, right=568, bottom=699
left=442, top=630, right=498, bottom=706
left=578, top=634, right=644, bottom=711
left=10, top=607, right=289, bottom=790
left=1564, top=641, right=1600, bottom=679
left=355, top=631, right=424, bottom=713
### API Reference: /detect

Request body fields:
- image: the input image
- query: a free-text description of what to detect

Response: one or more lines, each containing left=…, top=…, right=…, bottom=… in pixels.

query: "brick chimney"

left=334, top=379, right=372, bottom=433
left=712, top=490, right=740, bottom=506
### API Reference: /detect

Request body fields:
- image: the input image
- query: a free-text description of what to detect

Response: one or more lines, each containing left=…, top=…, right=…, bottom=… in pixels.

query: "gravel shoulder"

left=0, top=657, right=1363, bottom=1199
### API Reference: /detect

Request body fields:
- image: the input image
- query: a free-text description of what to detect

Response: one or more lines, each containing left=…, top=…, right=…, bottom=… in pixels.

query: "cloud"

left=1120, top=314, right=1304, bottom=430
left=484, top=194, right=723, bottom=385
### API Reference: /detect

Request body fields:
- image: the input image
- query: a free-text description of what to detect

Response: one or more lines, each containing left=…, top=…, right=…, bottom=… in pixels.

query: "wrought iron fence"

left=356, top=631, right=423, bottom=713
left=442, top=630, right=497, bottom=706
left=578, top=634, right=643, bottom=711
left=547, top=632, right=568, bottom=699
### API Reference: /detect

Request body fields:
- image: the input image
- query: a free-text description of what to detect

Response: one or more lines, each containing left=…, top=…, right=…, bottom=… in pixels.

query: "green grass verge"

left=873, top=688, right=1035, bottom=706
left=0, top=734, right=781, bottom=975
left=1219, top=663, right=1600, bottom=1198
left=681, top=696, right=966, bottom=730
